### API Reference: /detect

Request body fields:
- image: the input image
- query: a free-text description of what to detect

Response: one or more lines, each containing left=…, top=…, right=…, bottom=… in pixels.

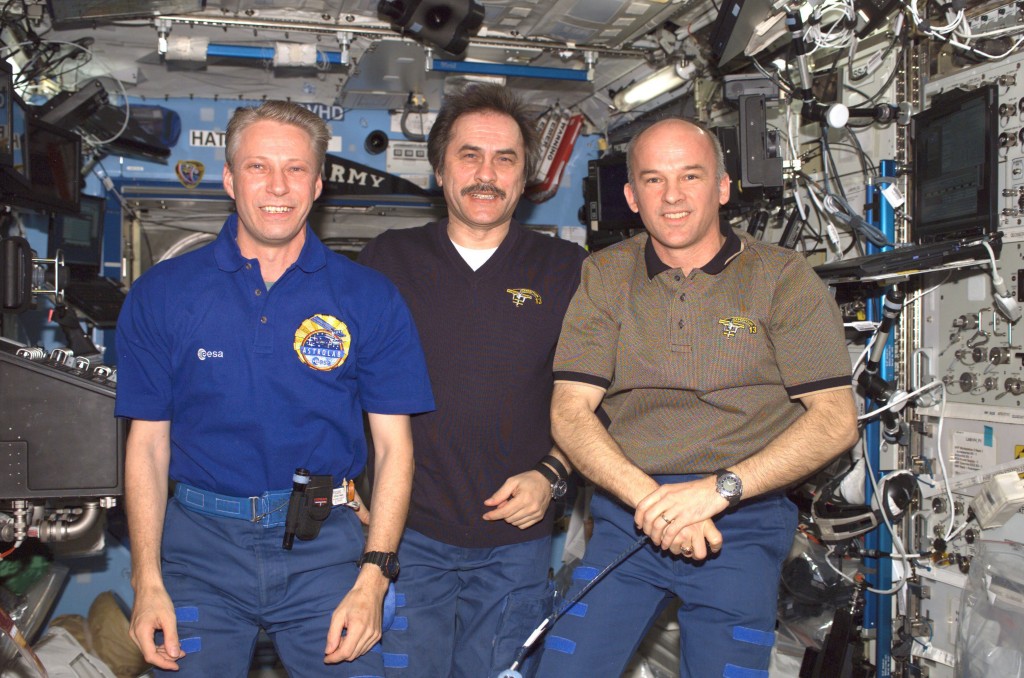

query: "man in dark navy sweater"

left=359, top=83, right=587, bottom=677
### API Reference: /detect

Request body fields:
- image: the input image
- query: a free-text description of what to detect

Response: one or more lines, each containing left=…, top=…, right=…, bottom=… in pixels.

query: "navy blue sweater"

left=360, top=219, right=587, bottom=547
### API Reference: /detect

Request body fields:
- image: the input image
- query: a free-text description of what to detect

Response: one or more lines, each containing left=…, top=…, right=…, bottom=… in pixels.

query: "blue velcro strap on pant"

left=562, top=601, right=587, bottom=618
left=382, top=583, right=397, bottom=631
left=383, top=653, right=409, bottom=668
left=394, top=592, right=406, bottom=607
left=390, top=616, right=408, bottom=631
left=175, top=606, right=199, bottom=623
left=723, top=664, right=768, bottom=678
left=544, top=636, right=577, bottom=655
left=732, top=626, right=775, bottom=647
left=173, top=482, right=292, bottom=527
left=572, top=566, right=599, bottom=582
left=179, top=637, right=202, bottom=654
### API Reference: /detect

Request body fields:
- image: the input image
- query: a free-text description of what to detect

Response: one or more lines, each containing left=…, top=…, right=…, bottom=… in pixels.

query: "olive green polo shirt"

left=554, top=228, right=852, bottom=474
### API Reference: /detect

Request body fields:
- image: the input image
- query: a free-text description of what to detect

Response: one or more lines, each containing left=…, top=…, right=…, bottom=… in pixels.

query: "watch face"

left=717, top=472, right=742, bottom=499
left=552, top=479, right=568, bottom=499
left=362, top=551, right=400, bottom=580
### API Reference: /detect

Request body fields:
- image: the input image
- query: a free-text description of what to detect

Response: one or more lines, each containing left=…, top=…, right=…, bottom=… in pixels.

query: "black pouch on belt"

left=296, top=474, right=334, bottom=541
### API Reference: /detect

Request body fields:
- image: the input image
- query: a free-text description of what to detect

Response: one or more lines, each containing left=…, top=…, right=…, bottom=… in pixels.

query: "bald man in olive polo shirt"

left=536, top=118, right=858, bottom=677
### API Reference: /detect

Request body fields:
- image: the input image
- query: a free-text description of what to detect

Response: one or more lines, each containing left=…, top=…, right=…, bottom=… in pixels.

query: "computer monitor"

left=50, top=194, right=105, bottom=268
left=912, top=84, right=999, bottom=243
left=0, top=60, right=13, bottom=166
left=583, top=155, right=641, bottom=231
left=708, top=0, right=776, bottom=72
left=0, top=61, right=30, bottom=195
left=25, top=114, right=81, bottom=214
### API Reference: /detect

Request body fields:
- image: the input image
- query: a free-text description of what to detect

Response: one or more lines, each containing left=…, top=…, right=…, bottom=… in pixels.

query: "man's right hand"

left=129, top=584, right=184, bottom=671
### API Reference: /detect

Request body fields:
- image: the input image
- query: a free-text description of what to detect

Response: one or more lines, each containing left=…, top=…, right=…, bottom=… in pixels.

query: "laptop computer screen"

left=50, top=194, right=105, bottom=272
left=912, top=84, right=998, bottom=244
left=25, top=114, right=81, bottom=215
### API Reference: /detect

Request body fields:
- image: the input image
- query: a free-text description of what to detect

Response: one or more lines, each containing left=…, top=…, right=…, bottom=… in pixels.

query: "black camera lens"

left=365, top=130, right=389, bottom=155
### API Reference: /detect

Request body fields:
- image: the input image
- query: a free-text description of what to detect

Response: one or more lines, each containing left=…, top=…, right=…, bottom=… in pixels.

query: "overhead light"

left=612, top=60, right=695, bottom=113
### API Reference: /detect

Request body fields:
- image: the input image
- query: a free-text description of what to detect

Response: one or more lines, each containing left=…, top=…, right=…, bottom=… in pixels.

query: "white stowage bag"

left=12, top=625, right=116, bottom=678
left=956, top=540, right=1024, bottom=678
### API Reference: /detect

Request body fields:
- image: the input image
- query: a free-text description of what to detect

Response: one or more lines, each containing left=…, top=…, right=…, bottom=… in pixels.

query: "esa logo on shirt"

left=197, top=348, right=224, bottom=360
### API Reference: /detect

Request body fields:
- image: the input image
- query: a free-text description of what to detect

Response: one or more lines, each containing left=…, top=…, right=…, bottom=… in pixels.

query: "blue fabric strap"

left=175, top=606, right=199, bottom=623
left=179, top=637, right=202, bottom=654
left=173, top=482, right=293, bottom=527
left=733, top=626, right=775, bottom=647
left=544, top=636, right=577, bottom=655
left=723, top=664, right=769, bottom=678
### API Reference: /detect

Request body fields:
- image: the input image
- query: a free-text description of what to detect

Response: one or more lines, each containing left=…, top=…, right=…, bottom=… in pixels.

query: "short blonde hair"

left=225, top=101, right=330, bottom=173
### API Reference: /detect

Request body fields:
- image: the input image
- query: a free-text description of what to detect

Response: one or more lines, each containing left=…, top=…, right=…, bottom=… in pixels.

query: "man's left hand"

left=634, top=476, right=728, bottom=559
left=482, top=471, right=551, bottom=529
left=324, top=581, right=384, bottom=664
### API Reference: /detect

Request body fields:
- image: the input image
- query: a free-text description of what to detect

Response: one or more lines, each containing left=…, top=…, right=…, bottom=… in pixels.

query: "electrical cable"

left=500, top=534, right=650, bottom=676
left=857, top=379, right=942, bottom=421
left=837, top=456, right=917, bottom=595
left=2, top=38, right=132, bottom=145
left=849, top=15, right=903, bottom=84
left=924, top=382, right=955, bottom=542
left=981, top=240, right=1022, bottom=322
left=821, top=125, right=848, bottom=201
left=900, top=0, right=1024, bottom=59
left=842, top=128, right=878, bottom=180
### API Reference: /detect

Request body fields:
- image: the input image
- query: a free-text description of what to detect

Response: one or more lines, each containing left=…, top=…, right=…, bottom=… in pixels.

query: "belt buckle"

left=250, top=496, right=259, bottom=524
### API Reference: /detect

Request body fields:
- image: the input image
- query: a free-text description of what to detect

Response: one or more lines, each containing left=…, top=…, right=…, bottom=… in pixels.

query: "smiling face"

left=222, top=119, right=323, bottom=259
left=624, top=119, right=730, bottom=272
left=436, top=111, right=527, bottom=244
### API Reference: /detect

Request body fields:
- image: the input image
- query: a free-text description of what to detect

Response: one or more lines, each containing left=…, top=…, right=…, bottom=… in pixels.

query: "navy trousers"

left=536, top=475, right=797, bottom=678
left=382, top=529, right=552, bottom=678
left=154, top=497, right=386, bottom=677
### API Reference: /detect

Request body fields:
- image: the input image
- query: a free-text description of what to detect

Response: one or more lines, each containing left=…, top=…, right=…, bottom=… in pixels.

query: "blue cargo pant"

left=381, top=529, right=552, bottom=678
left=536, top=475, right=797, bottom=678
left=153, top=496, right=386, bottom=677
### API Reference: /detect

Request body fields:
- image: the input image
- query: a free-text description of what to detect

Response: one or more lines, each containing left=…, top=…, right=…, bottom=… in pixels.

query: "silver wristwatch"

left=714, top=469, right=743, bottom=508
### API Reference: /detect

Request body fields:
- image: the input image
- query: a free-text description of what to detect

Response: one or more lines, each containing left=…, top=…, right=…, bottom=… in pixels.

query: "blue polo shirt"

left=114, top=214, right=434, bottom=496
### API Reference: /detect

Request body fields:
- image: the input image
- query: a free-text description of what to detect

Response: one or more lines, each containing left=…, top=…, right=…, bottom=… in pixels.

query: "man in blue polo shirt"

left=115, top=101, right=434, bottom=676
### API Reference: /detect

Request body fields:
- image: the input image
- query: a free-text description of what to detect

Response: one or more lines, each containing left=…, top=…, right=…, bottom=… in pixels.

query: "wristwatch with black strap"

left=358, top=551, right=400, bottom=580
left=534, top=455, right=569, bottom=500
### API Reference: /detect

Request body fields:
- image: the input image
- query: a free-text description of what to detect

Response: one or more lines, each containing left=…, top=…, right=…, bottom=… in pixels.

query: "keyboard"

left=64, top=278, right=126, bottom=328
left=814, top=238, right=991, bottom=282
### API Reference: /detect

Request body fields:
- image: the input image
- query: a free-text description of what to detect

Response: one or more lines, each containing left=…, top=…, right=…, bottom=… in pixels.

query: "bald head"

left=626, top=118, right=727, bottom=190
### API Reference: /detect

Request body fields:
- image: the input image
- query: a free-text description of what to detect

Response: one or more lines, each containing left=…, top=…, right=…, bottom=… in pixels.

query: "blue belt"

left=173, top=482, right=294, bottom=528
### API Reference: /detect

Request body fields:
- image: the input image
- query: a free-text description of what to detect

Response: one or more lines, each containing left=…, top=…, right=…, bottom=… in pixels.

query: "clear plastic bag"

left=956, top=540, right=1024, bottom=678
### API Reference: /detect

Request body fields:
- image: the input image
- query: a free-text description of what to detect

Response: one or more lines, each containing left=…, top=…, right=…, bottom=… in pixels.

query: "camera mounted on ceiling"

left=377, top=0, right=485, bottom=57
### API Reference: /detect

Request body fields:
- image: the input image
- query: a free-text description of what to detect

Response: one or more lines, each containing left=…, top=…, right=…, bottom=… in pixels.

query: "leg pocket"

left=489, top=584, right=554, bottom=678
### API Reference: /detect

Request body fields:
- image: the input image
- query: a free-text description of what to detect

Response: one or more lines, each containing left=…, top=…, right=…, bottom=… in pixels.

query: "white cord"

left=858, top=379, right=942, bottom=420
left=2, top=39, right=132, bottom=145
left=805, top=0, right=856, bottom=53
left=860, top=459, right=910, bottom=595
left=924, top=382, right=956, bottom=541
left=982, top=240, right=1003, bottom=287
left=981, top=240, right=1021, bottom=322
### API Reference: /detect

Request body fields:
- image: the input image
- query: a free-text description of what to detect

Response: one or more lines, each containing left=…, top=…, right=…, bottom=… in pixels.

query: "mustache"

left=460, top=183, right=507, bottom=200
